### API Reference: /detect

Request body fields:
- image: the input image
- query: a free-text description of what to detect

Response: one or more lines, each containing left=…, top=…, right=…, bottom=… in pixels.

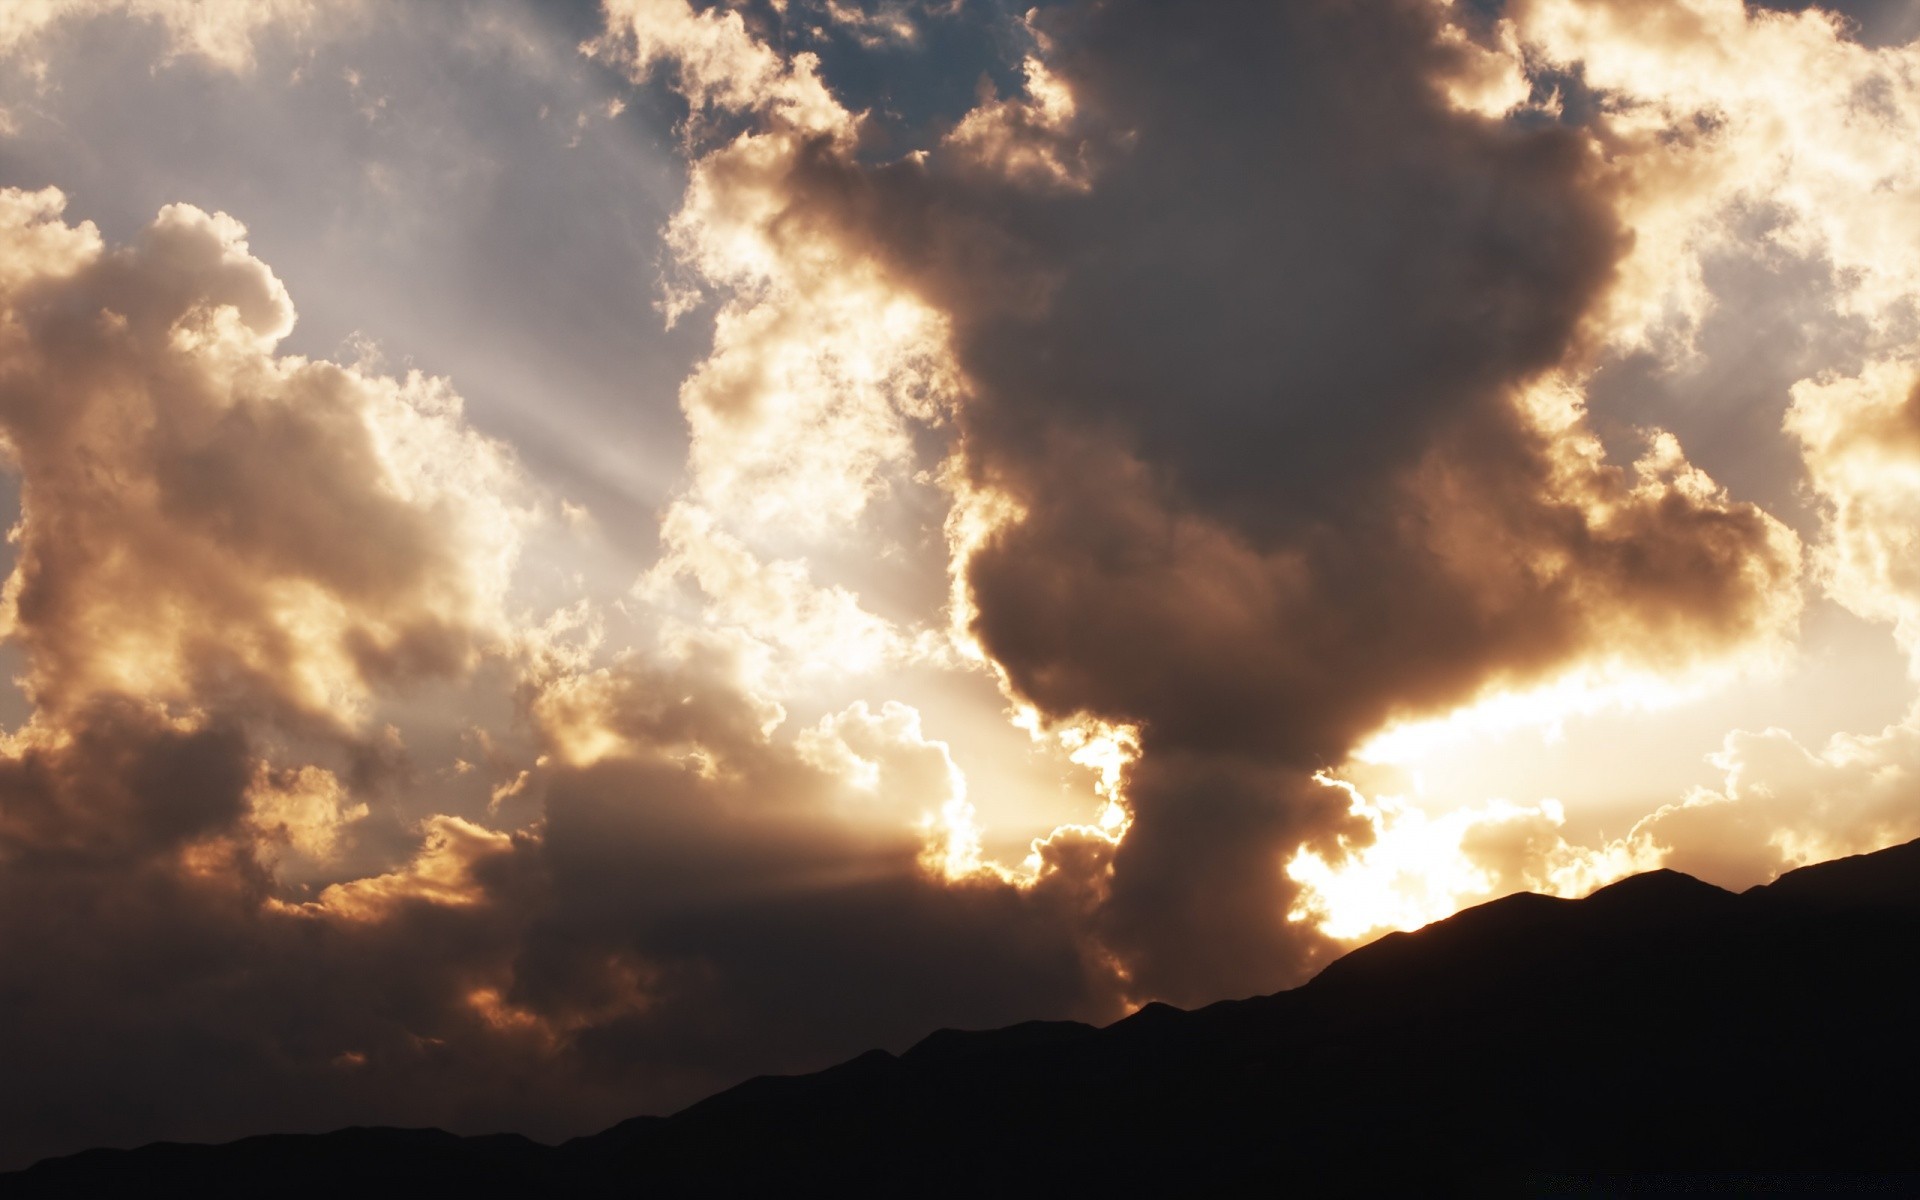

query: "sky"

left=1, top=0, right=1919, bottom=1166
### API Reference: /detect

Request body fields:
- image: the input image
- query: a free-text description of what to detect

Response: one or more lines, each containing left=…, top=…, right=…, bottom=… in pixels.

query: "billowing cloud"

left=914, top=0, right=1803, bottom=999
left=0, top=160, right=1127, bottom=1169
left=585, top=0, right=1815, bottom=1005
left=1510, top=0, right=1920, bottom=348
left=0, top=188, right=528, bottom=727
left=1290, top=0, right=1920, bottom=932
left=0, top=186, right=556, bottom=1163
left=8, top=0, right=1920, bottom=1173
left=1285, top=775, right=1656, bottom=941
left=641, top=501, right=926, bottom=682
left=1547, top=357, right=1920, bottom=890
left=1790, top=362, right=1920, bottom=666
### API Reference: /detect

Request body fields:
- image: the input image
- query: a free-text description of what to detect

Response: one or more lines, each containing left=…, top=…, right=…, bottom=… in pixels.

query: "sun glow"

left=1303, top=659, right=1774, bottom=940
left=1353, top=660, right=1750, bottom=767
left=1285, top=773, right=1650, bottom=942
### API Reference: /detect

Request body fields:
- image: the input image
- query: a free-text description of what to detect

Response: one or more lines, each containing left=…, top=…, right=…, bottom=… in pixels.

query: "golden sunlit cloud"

left=1269, top=0, right=1920, bottom=950
left=1354, top=658, right=1752, bottom=767
left=944, top=53, right=1092, bottom=192
left=1287, top=772, right=1657, bottom=940
left=797, top=699, right=981, bottom=877
left=642, top=501, right=922, bottom=680
left=1789, top=361, right=1920, bottom=669
left=11, top=0, right=1920, bottom=1168
left=290, top=814, right=515, bottom=921
left=246, top=762, right=366, bottom=865
left=0, top=189, right=532, bottom=730
left=1508, top=0, right=1920, bottom=348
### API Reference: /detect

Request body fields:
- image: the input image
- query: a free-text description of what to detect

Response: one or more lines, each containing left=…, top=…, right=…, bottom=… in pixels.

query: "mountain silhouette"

left=13, top=841, right=1920, bottom=1195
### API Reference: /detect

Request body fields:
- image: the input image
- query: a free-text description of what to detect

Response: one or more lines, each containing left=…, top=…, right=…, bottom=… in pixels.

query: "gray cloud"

left=0, top=0, right=1889, bottom=1171
left=758, top=0, right=1800, bottom=1000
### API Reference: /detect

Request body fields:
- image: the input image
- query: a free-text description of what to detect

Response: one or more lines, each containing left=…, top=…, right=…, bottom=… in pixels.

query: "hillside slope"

left=15, top=840, right=1920, bottom=1194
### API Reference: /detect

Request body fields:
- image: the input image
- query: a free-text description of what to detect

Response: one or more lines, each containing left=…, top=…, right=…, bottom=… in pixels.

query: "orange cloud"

left=0, top=189, right=530, bottom=729
left=295, top=815, right=516, bottom=922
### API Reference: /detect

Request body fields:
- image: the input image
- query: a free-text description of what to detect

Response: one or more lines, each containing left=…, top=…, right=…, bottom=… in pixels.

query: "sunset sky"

left=4, top=0, right=1920, bottom=1166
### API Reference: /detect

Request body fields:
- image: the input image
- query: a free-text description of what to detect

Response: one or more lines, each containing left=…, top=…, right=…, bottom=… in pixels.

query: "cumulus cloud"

left=1789, top=361, right=1920, bottom=666
left=0, top=176, right=1018, bottom=1167
left=1200, top=0, right=1920, bottom=945
left=922, top=0, right=1801, bottom=999
left=294, top=814, right=515, bottom=921
left=593, top=0, right=848, bottom=136
left=247, top=762, right=367, bottom=866
left=588, top=0, right=1815, bottom=1005
left=1624, top=708, right=1920, bottom=887
left=0, top=188, right=558, bottom=1164
left=12, top=0, right=1920, bottom=1171
left=943, top=53, right=1091, bottom=191
left=490, top=623, right=1126, bottom=1111
left=0, top=188, right=528, bottom=728
left=0, top=0, right=1133, bottom=1172
left=1527, top=356, right=1920, bottom=894
left=1359, top=692, right=1920, bottom=911
left=1326, top=0, right=1920, bottom=915
left=1286, top=775, right=1657, bottom=941
left=797, top=698, right=985, bottom=876
left=1509, top=0, right=1920, bottom=347
left=641, top=501, right=925, bottom=682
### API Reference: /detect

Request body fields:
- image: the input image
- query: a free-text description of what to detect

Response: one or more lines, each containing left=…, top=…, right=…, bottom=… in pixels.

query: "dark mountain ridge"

left=13, top=840, right=1920, bottom=1195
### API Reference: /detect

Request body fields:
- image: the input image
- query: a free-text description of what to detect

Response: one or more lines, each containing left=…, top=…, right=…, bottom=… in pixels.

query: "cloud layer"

left=5, top=0, right=1920, bottom=1168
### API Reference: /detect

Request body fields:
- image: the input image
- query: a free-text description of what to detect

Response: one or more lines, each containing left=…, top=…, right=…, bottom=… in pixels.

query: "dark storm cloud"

left=0, top=183, right=553, bottom=1166
left=0, top=706, right=566, bottom=1166
left=515, top=752, right=1121, bottom=1101
left=952, top=1, right=1614, bottom=532
left=0, top=113, right=1116, bottom=1168
left=736, top=0, right=1800, bottom=999
left=494, top=637, right=1126, bottom=1099
left=0, top=0, right=1836, bottom=1172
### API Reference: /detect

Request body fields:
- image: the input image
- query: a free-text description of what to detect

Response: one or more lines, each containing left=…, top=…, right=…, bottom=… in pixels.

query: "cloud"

left=1306, top=337, right=1920, bottom=928
left=942, top=53, right=1091, bottom=191
left=797, top=698, right=984, bottom=876
left=819, top=0, right=921, bottom=51
left=1623, top=706, right=1920, bottom=887
left=1394, top=694, right=1920, bottom=905
left=908, top=0, right=1800, bottom=999
left=1341, top=0, right=1920, bottom=909
left=1570, top=356, right=1920, bottom=891
left=656, top=124, right=958, bottom=537
left=1286, top=775, right=1657, bottom=941
left=593, top=0, right=848, bottom=136
left=1789, top=361, right=1920, bottom=667
left=0, top=188, right=529, bottom=729
left=0, top=0, right=332, bottom=73
left=247, top=762, right=367, bottom=865
left=641, top=501, right=923, bottom=682
left=1508, top=0, right=1920, bottom=348
left=0, top=2, right=1127, bottom=1172
left=487, top=632, right=1127, bottom=1113
left=295, top=814, right=514, bottom=921
left=10, top=0, right=1920, bottom=1171
left=584, top=0, right=1817, bottom=1006
left=0, top=189, right=561, bottom=1164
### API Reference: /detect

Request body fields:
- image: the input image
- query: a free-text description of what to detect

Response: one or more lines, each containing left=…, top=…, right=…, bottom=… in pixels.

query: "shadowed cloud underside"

left=1, top=0, right=1919, bottom=1168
